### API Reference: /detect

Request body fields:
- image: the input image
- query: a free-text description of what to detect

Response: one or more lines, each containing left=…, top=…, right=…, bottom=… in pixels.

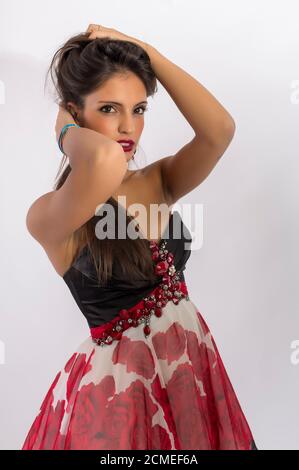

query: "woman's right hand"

left=55, top=104, right=77, bottom=143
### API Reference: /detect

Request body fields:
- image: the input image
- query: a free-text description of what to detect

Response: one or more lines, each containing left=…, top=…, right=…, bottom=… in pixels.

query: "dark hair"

left=45, top=32, right=159, bottom=285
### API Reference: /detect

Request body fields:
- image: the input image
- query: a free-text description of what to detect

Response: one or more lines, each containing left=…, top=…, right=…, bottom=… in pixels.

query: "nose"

left=118, top=111, right=135, bottom=134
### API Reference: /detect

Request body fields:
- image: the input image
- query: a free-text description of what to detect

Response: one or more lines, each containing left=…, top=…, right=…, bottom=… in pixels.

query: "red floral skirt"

left=21, top=298, right=257, bottom=450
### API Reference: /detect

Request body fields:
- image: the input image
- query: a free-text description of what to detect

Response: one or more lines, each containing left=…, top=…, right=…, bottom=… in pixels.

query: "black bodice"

left=62, top=210, right=192, bottom=329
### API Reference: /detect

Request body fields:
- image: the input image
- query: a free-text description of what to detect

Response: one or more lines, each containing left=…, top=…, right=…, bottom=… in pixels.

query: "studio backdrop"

left=0, top=0, right=298, bottom=450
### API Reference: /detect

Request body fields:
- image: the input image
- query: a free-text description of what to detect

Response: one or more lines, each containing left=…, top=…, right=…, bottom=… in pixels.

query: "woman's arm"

left=26, top=106, right=127, bottom=246
left=86, top=25, right=236, bottom=203
left=55, top=105, right=122, bottom=167
left=146, top=45, right=235, bottom=142
left=136, top=43, right=236, bottom=204
left=86, top=26, right=234, bottom=141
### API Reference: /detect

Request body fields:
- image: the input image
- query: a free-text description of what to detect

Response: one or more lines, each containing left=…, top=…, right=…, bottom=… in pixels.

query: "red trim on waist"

left=90, top=239, right=189, bottom=347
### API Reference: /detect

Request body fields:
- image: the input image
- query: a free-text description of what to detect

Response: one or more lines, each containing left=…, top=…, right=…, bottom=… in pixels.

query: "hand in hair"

left=86, top=24, right=150, bottom=54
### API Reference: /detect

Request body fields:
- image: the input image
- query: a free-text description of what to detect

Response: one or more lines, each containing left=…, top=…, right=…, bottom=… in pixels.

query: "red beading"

left=90, top=239, right=190, bottom=347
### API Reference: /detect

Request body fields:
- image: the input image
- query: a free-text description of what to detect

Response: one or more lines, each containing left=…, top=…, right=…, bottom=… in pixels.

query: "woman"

left=22, top=24, right=258, bottom=450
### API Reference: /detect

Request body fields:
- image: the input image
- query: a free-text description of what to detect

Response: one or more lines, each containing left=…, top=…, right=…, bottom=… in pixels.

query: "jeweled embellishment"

left=90, top=239, right=189, bottom=346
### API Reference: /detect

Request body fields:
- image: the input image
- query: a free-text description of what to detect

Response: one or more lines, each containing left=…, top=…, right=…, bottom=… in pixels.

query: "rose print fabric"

left=22, top=298, right=257, bottom=450
left=22, top=210, right=257, bottom=450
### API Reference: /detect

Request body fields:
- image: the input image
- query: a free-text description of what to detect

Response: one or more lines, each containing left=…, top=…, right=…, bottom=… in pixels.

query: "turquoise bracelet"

left=58, top=123, right=80, bottom=154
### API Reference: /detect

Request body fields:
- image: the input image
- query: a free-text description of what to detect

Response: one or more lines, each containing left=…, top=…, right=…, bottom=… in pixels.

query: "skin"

left=62, top=24, right=235, bottom=204
left=67, top=71, right=148, bottom=182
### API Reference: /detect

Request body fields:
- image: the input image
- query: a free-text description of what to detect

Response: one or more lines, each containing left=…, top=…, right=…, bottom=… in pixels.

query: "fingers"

left=87, top=32, right=97, bottom=40
left=86, top=24, right=101, bottom=33
left=85, top=24, right=114, bottom=40
left=86, top=24, right=100, bottom=39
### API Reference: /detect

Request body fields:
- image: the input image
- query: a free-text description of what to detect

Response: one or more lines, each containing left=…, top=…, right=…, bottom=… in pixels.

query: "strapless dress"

left=22, top=209, right=258, bottom=450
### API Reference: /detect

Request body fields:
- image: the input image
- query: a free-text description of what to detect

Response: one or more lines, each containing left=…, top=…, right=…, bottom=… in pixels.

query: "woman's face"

left=68, top=72, right=148, bottom=164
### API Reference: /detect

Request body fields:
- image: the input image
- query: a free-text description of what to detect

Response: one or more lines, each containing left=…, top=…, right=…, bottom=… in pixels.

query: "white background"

left=0, top=0, right=298, bottom=450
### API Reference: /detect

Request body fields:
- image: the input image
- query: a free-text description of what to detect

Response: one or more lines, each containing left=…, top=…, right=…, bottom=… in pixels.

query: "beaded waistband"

left=90, top=239, right=190, bottom=347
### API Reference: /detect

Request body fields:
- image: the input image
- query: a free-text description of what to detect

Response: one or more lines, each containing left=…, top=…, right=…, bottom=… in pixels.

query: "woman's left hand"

left=86, top=24, right=150, bottom=54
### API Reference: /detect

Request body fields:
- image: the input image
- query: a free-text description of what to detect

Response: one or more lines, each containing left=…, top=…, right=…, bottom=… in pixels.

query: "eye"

left=135, top=106, right=148, bottom=114
left=98, top=105, right=148, bottom=114
left=99, top=105, right=116, bottom=113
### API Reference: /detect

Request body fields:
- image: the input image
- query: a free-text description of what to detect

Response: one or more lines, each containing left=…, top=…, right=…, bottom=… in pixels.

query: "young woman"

left=22, top=24, right=258, bottom=450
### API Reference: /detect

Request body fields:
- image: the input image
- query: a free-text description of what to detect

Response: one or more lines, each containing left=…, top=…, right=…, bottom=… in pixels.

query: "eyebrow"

left=97, top=100, right=148, bottom=106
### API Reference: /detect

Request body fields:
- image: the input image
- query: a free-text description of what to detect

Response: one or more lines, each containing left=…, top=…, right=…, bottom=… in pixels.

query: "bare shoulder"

left=26, top=192, right=76, bottom=276
left=26, top=191, right=54, bottom=243
left=26, top=158, right=172, bottom=278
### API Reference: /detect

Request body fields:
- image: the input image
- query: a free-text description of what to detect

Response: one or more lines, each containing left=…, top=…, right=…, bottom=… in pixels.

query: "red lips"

left=117, top=139, right=135, bottom=145
left=117, top=139, right=135, bottom=152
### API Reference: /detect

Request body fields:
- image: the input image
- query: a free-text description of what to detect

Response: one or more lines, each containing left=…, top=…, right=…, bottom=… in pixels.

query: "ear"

left=67, top=102, right=82, bottom=125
